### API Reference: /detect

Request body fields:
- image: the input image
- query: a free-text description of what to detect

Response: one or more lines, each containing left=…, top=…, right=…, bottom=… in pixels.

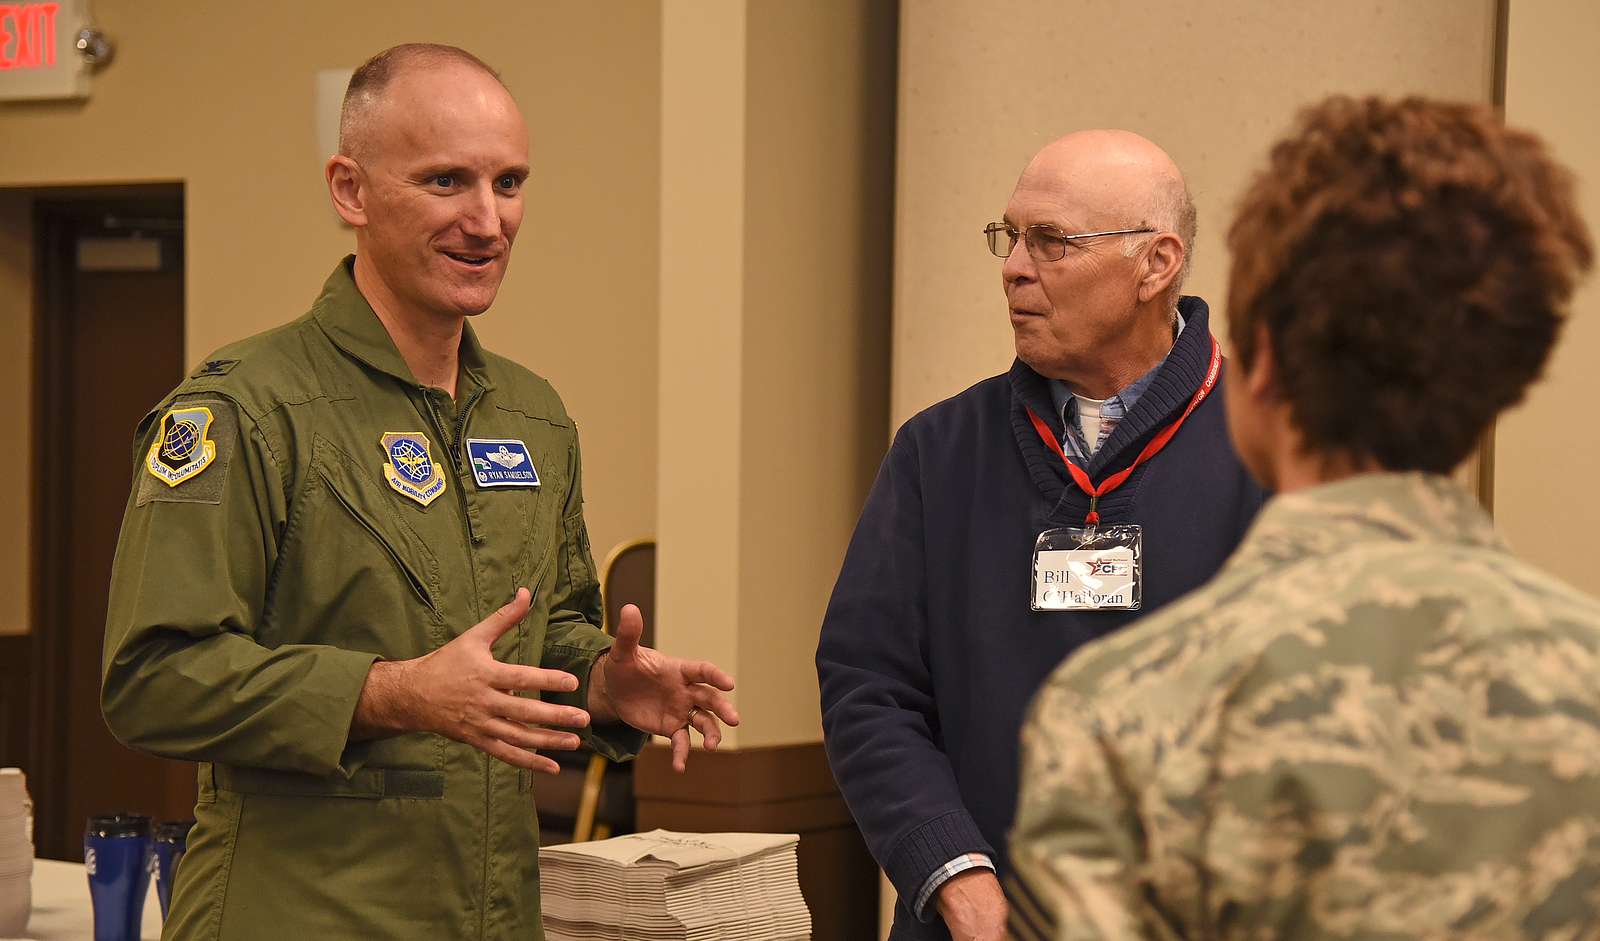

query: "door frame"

left=26, top=183, right=184, bottom=857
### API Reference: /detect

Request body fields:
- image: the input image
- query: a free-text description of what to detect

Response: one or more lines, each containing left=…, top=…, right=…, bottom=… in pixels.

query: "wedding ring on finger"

left=683, top=706, right=701, bottom=731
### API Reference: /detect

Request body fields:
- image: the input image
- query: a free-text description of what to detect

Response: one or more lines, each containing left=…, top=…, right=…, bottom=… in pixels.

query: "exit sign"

left=0, top=0, right=91, bottom=101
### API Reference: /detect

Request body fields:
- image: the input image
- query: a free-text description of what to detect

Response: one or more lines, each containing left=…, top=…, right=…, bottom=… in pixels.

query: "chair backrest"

left=600, top=538, right=656, bottom=649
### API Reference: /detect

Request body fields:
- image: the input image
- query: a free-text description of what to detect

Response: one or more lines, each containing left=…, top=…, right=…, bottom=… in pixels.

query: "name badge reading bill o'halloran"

left=1032, top=525, right=1143, bottom=611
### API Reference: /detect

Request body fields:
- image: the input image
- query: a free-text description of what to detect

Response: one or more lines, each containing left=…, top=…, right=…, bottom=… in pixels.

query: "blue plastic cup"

left=152, top=819, right=195, bottom=920
left=85, top=814, right=152, bottom=941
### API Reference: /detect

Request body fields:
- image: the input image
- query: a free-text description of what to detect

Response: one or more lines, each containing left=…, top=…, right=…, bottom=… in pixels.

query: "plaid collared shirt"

left=1047, top=314, right=1184, bottom=464
left=914, top=852, right=996, bottom=921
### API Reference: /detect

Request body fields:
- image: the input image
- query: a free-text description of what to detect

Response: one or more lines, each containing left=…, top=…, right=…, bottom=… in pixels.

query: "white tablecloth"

left=8, top=858, right=162, bottom=940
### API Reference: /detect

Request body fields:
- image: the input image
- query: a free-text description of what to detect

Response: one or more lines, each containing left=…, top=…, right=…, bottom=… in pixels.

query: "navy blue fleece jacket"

left=816, top=297, right=1266, bottom=939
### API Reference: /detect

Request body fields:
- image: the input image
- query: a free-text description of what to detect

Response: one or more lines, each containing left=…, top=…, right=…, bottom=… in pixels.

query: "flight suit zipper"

left=422, top=386, right=484, bottom=545
left=421, top=385, right=500, bottom=939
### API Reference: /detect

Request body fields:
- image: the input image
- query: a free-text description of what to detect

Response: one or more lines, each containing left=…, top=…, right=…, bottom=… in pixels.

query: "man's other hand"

left=588, top=603, right=740, bottom=772
left=937, top=869, right=1009, bottom=941
left=351, top=588, right=591, bottom=774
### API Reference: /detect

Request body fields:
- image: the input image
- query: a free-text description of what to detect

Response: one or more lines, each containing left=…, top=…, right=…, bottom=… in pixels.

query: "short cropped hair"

left=1227, top=96, right=1593, bottom=473
left=338, top=43, right=506, bottom=158
left=1124, top=178, right=1197, bottom=309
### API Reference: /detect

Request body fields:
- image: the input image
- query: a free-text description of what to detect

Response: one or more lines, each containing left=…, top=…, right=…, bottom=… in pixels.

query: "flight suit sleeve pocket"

left=561, top=509, right=595, bottom=597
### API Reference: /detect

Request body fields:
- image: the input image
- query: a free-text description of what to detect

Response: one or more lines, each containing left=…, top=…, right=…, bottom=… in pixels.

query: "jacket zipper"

left=420, top=385, right=498, bottom=939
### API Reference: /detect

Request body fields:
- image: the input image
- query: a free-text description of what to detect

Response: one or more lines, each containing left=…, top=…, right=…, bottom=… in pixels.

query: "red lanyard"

left=1026, top=337, right=1221, bottom=525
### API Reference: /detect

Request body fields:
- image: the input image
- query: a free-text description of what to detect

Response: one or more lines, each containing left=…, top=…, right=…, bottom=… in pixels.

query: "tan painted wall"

left=884, top=2, right=1501, bottom=934
left=1495, top=0, right=1600, bottom=593
left=0, top=0, right=661, bottom=582
left=656, top=0, right=896, bottom=749
left=736, top=0, right=896, bottom=747
left=0, top=194, right=32, bottom=636
left=892, top=0, right=1498, bottom=426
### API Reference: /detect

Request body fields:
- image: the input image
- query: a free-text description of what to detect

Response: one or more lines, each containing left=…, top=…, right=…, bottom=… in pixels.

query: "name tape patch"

left=466, top=438, right=540, bottom=488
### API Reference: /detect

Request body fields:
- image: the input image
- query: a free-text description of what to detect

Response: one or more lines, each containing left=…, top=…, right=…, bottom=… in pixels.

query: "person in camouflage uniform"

left=1007, top=95, right=1599, bottom=940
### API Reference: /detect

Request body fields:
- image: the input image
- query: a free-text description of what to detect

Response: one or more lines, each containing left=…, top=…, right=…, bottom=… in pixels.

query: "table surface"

left=8, top=858, right=163, bottom=940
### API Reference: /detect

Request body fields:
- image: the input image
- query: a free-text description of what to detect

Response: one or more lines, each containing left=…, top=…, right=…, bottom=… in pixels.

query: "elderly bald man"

left=817, top=131, right=1265, bottom=940
left=101, top=43, right=737, bottom=940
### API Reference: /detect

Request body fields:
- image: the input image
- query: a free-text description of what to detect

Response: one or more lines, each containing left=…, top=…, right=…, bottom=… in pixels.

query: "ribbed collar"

left=310, top=256, right=493, bottom=391
left=1224, top=472, right=1504, bottom=575
left=1010, top=295, right=1217, bottom=511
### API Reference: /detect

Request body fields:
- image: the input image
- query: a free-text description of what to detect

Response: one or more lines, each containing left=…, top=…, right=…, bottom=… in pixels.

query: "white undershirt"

left=1074, top=394, right=1109, bottom=453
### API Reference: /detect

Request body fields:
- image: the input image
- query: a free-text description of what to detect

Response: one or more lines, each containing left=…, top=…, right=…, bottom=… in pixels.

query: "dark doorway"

left=27, top=184, right=193, bottom=860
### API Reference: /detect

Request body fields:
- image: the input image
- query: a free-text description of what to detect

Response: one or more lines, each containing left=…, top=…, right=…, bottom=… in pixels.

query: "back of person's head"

left=1227, top=95, right=1593, bottom=473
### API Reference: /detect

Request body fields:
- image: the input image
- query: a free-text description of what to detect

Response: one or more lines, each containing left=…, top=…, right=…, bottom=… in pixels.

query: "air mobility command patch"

left=137, top=400, right=237, bottom=505
left=381, top=432, right=447, bottom=507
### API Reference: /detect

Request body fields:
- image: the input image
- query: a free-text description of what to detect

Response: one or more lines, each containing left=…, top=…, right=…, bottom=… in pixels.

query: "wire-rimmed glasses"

left=984, top=221, right=1157, bottom=262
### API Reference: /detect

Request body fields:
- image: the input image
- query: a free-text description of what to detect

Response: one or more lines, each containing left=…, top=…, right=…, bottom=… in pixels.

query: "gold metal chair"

left=568, top=537, right=656, bottom=842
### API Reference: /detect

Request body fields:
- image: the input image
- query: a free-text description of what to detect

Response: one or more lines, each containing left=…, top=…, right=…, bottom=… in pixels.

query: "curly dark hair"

left=1227, top=96, right=1593, bottom=473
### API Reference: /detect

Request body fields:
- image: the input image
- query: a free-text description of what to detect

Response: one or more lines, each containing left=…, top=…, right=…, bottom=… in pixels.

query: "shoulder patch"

left=192, top=358, right=239, bottom=378
left=137, top=399, right=238, bottom=505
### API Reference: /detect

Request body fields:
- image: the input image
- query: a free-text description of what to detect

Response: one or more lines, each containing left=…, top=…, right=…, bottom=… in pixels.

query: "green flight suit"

left=102, top=258, right=647, bottom=940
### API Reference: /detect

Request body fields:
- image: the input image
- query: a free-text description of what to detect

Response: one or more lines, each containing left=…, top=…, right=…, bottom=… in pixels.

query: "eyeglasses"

left=984, top=222, right=1157, bottom=262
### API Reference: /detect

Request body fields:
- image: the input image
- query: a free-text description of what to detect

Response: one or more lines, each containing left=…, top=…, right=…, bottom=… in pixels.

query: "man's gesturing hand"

left=351, top=588, right=591, bottom=774
left=588, top=603, right=740, bottom=773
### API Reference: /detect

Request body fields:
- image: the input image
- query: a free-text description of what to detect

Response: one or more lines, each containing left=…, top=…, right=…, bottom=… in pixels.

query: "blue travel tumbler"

left=152, top=819, right=195, bottom=920
left=85, top=814, right=152, bottom=941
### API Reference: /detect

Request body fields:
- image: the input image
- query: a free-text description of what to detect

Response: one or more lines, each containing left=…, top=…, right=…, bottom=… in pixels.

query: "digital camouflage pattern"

left=1008, top=472, right=1600, bottom=941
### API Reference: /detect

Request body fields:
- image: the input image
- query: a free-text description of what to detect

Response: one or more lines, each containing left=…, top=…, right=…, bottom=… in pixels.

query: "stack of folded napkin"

left=540, top=829, right=810, bottom=940
left=0, top=769, right=32, bottom=937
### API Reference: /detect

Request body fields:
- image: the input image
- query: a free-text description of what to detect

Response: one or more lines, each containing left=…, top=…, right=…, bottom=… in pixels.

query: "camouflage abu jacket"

left=1008, top=472, right=1600, bottom=941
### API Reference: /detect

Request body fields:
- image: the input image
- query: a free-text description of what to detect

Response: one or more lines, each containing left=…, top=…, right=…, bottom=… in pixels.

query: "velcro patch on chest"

left=466, top=438, right=540, bottom=488
left=381, top=432, right=447, bottom=506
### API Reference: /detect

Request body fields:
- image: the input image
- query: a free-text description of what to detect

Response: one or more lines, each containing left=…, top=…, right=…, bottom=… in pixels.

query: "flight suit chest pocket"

left=284, top=436, right=446, bottom=650
left=463, top=414, right=569, bottom=582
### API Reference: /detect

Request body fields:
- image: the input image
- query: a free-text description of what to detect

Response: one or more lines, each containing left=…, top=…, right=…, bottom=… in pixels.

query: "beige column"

left=1494, top=0, right=1600, bottom=593
left=655, top=0, right=896, bottom=749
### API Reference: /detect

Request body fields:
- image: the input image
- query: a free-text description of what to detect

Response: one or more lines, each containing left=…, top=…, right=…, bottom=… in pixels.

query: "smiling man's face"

left=354, top=61, right=530, bottom=320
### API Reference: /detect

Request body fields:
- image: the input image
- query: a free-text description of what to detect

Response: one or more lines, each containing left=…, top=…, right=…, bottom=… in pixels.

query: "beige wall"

left=885, top=3, right=1501, bottom=934
left=656, top=0, right=896, bottom=748
left=892, top=0, right=1498, bottom=425
left=1495, top=0, right=1600, bottom=593
left=0, top=194, right=32, bottom=636
left=0, top=0, right=662, bottom=580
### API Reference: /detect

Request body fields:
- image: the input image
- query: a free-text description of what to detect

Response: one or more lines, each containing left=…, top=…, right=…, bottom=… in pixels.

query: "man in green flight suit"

left=101, top=44, right=738, bottom=940
left=1008, top=96, right=1600, bottom=938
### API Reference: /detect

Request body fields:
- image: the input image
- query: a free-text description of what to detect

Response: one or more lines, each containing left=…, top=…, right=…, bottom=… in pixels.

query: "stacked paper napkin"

left=0, top=769, right=32, bottom=937
left=540, top=829, right=810, bottom=940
